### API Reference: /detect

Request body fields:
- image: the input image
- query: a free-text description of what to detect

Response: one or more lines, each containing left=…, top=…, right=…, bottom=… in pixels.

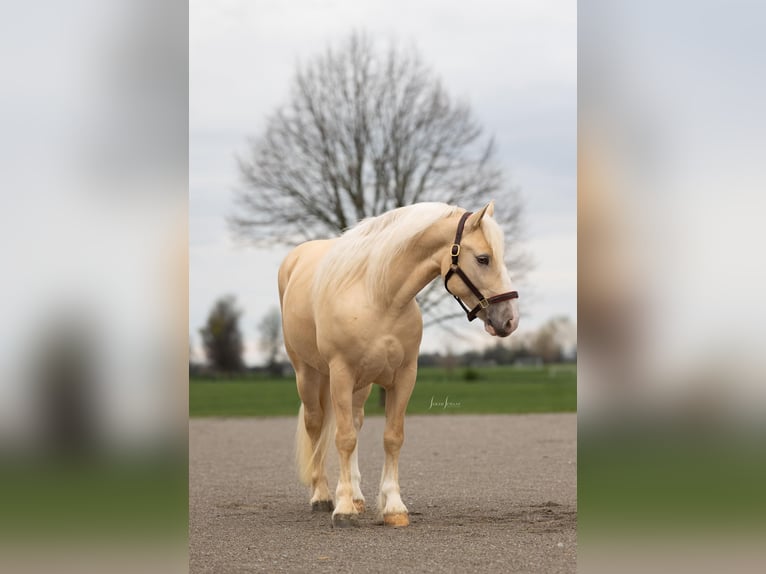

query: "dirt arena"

left=190, top=414, right=576, bottom=573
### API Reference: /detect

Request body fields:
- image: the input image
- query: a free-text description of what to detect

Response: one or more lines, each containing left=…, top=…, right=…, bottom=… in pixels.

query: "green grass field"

left=189, top=364, right=576, bottom=417
left=579, top=430, right=766, bottom=535
left=0, top=458, right=187, bottom=541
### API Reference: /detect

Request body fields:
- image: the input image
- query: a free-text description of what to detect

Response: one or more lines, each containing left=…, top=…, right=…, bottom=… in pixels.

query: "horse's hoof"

left=311, top=500, right=334, bottom=513
left=353, top=499, right=366, bottom=513
left=332, top=513, right=359, bottom=528
left=383, top=512, right=410, bottom=527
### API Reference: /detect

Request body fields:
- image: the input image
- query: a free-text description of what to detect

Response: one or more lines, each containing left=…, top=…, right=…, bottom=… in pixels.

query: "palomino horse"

left=277, top=202, right=519, bottom=528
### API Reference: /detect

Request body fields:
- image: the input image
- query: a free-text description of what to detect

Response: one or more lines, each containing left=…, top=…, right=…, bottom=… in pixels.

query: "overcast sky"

left=190, top=0, right=576, bottom=365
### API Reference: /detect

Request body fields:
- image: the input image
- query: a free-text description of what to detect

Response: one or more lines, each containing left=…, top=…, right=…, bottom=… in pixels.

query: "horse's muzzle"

left=485, top=301, right=517, bottom=337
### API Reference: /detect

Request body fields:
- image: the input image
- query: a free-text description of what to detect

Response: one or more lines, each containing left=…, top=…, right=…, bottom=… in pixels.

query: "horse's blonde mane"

left=313, top=203, right=461, bottom=303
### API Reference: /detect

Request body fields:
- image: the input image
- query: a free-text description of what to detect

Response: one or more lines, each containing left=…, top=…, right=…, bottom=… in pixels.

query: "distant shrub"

left=462, top=368, right=481, bottom=382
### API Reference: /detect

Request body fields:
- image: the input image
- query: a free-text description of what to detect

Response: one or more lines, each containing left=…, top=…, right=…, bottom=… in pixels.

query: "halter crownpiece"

left=444, top=211, right=519, bottom=322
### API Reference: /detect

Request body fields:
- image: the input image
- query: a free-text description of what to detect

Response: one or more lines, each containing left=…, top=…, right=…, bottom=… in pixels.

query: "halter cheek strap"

left=444, top=211, right=519, bottom=321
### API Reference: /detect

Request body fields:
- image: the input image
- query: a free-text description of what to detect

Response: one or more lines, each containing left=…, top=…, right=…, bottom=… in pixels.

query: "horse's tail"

left=295, top=398, right=335, bottom=486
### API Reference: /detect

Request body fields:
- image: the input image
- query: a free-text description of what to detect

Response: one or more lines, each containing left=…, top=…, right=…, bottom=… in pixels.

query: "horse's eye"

left=476, top=255, right=490, bottom=266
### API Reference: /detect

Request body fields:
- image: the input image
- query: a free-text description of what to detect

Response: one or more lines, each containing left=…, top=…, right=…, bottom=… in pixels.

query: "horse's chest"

left=354, top=335, right=406, bottom=388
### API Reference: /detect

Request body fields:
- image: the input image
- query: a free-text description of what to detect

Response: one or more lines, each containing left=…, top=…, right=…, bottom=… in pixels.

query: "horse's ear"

left=467, top=201, right=494, bottom=230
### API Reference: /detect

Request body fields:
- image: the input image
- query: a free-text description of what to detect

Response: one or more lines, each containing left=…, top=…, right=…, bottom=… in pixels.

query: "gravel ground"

left=190, top=414, right=576, bottom=573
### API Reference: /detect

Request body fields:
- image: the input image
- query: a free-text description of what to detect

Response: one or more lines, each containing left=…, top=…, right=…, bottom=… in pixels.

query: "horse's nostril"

left=504, top=319, right=512, bottom=331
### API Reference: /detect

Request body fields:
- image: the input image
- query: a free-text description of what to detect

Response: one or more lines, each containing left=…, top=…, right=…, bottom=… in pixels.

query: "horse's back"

left=279, top=239, right=335, bottom=373
left=279, top=239, right=333, bottom=294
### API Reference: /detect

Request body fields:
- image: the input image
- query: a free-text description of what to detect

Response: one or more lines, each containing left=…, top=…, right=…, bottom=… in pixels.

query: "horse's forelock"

left=478, top=215, right=505, bottom=258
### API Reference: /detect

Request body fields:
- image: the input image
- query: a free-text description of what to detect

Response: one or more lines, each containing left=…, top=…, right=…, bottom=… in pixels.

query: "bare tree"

left=258, top=306, right=284, bottom=376
left=199, top=295, right=244, bottom=373
left=231, top=31, right=529, bottom=326
left=530, top=316, right=576, bottom=364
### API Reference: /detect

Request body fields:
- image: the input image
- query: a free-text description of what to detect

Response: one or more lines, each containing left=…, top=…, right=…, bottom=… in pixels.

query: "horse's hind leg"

left=295, top=364, right=333, bottom=512
left=350, top=385, right=373, bottom=513
left=377, top=362, right=417, bottom=527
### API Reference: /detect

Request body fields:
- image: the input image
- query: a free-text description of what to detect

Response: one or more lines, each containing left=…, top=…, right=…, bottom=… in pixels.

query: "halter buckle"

left=450, top=244, right=460, bottom=257
left=479, top=298, right=489, bottom=309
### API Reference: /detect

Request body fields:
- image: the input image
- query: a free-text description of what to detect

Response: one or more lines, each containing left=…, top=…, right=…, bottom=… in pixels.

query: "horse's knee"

left=383, top=429, right=403, bottom=453
left=335, top=428, right=357, bottom=454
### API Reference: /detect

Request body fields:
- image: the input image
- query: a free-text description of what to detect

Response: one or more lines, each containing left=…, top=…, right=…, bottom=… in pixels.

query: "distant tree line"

left=197, top=295, right=244, bottom=374
left=191, top=296, right=575, bottom=378
left=192, top=296, right=288, bottom=377
left=418, top=316, right=576, bottom=368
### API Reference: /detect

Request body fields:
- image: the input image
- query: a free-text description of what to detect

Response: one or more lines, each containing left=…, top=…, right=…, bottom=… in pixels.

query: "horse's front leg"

left=378, top=362, right=417, bottom=527
left=330, top=363, right=360, bottom=528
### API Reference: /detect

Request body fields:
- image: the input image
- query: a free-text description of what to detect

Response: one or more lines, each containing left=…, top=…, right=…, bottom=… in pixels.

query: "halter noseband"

left=444, top=211, right=519, bottom=322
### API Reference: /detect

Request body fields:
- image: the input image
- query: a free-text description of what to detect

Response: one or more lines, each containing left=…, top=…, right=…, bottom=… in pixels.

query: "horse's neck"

left=385, top=216, right=457, bottom=309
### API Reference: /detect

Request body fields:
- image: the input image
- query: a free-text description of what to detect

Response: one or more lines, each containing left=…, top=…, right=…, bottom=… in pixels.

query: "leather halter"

left=444, top=211, right=519, bottom=321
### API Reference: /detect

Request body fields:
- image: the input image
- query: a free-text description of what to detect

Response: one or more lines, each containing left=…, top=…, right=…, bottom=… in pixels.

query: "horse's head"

left=441, top=202, right=519, bottom=337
